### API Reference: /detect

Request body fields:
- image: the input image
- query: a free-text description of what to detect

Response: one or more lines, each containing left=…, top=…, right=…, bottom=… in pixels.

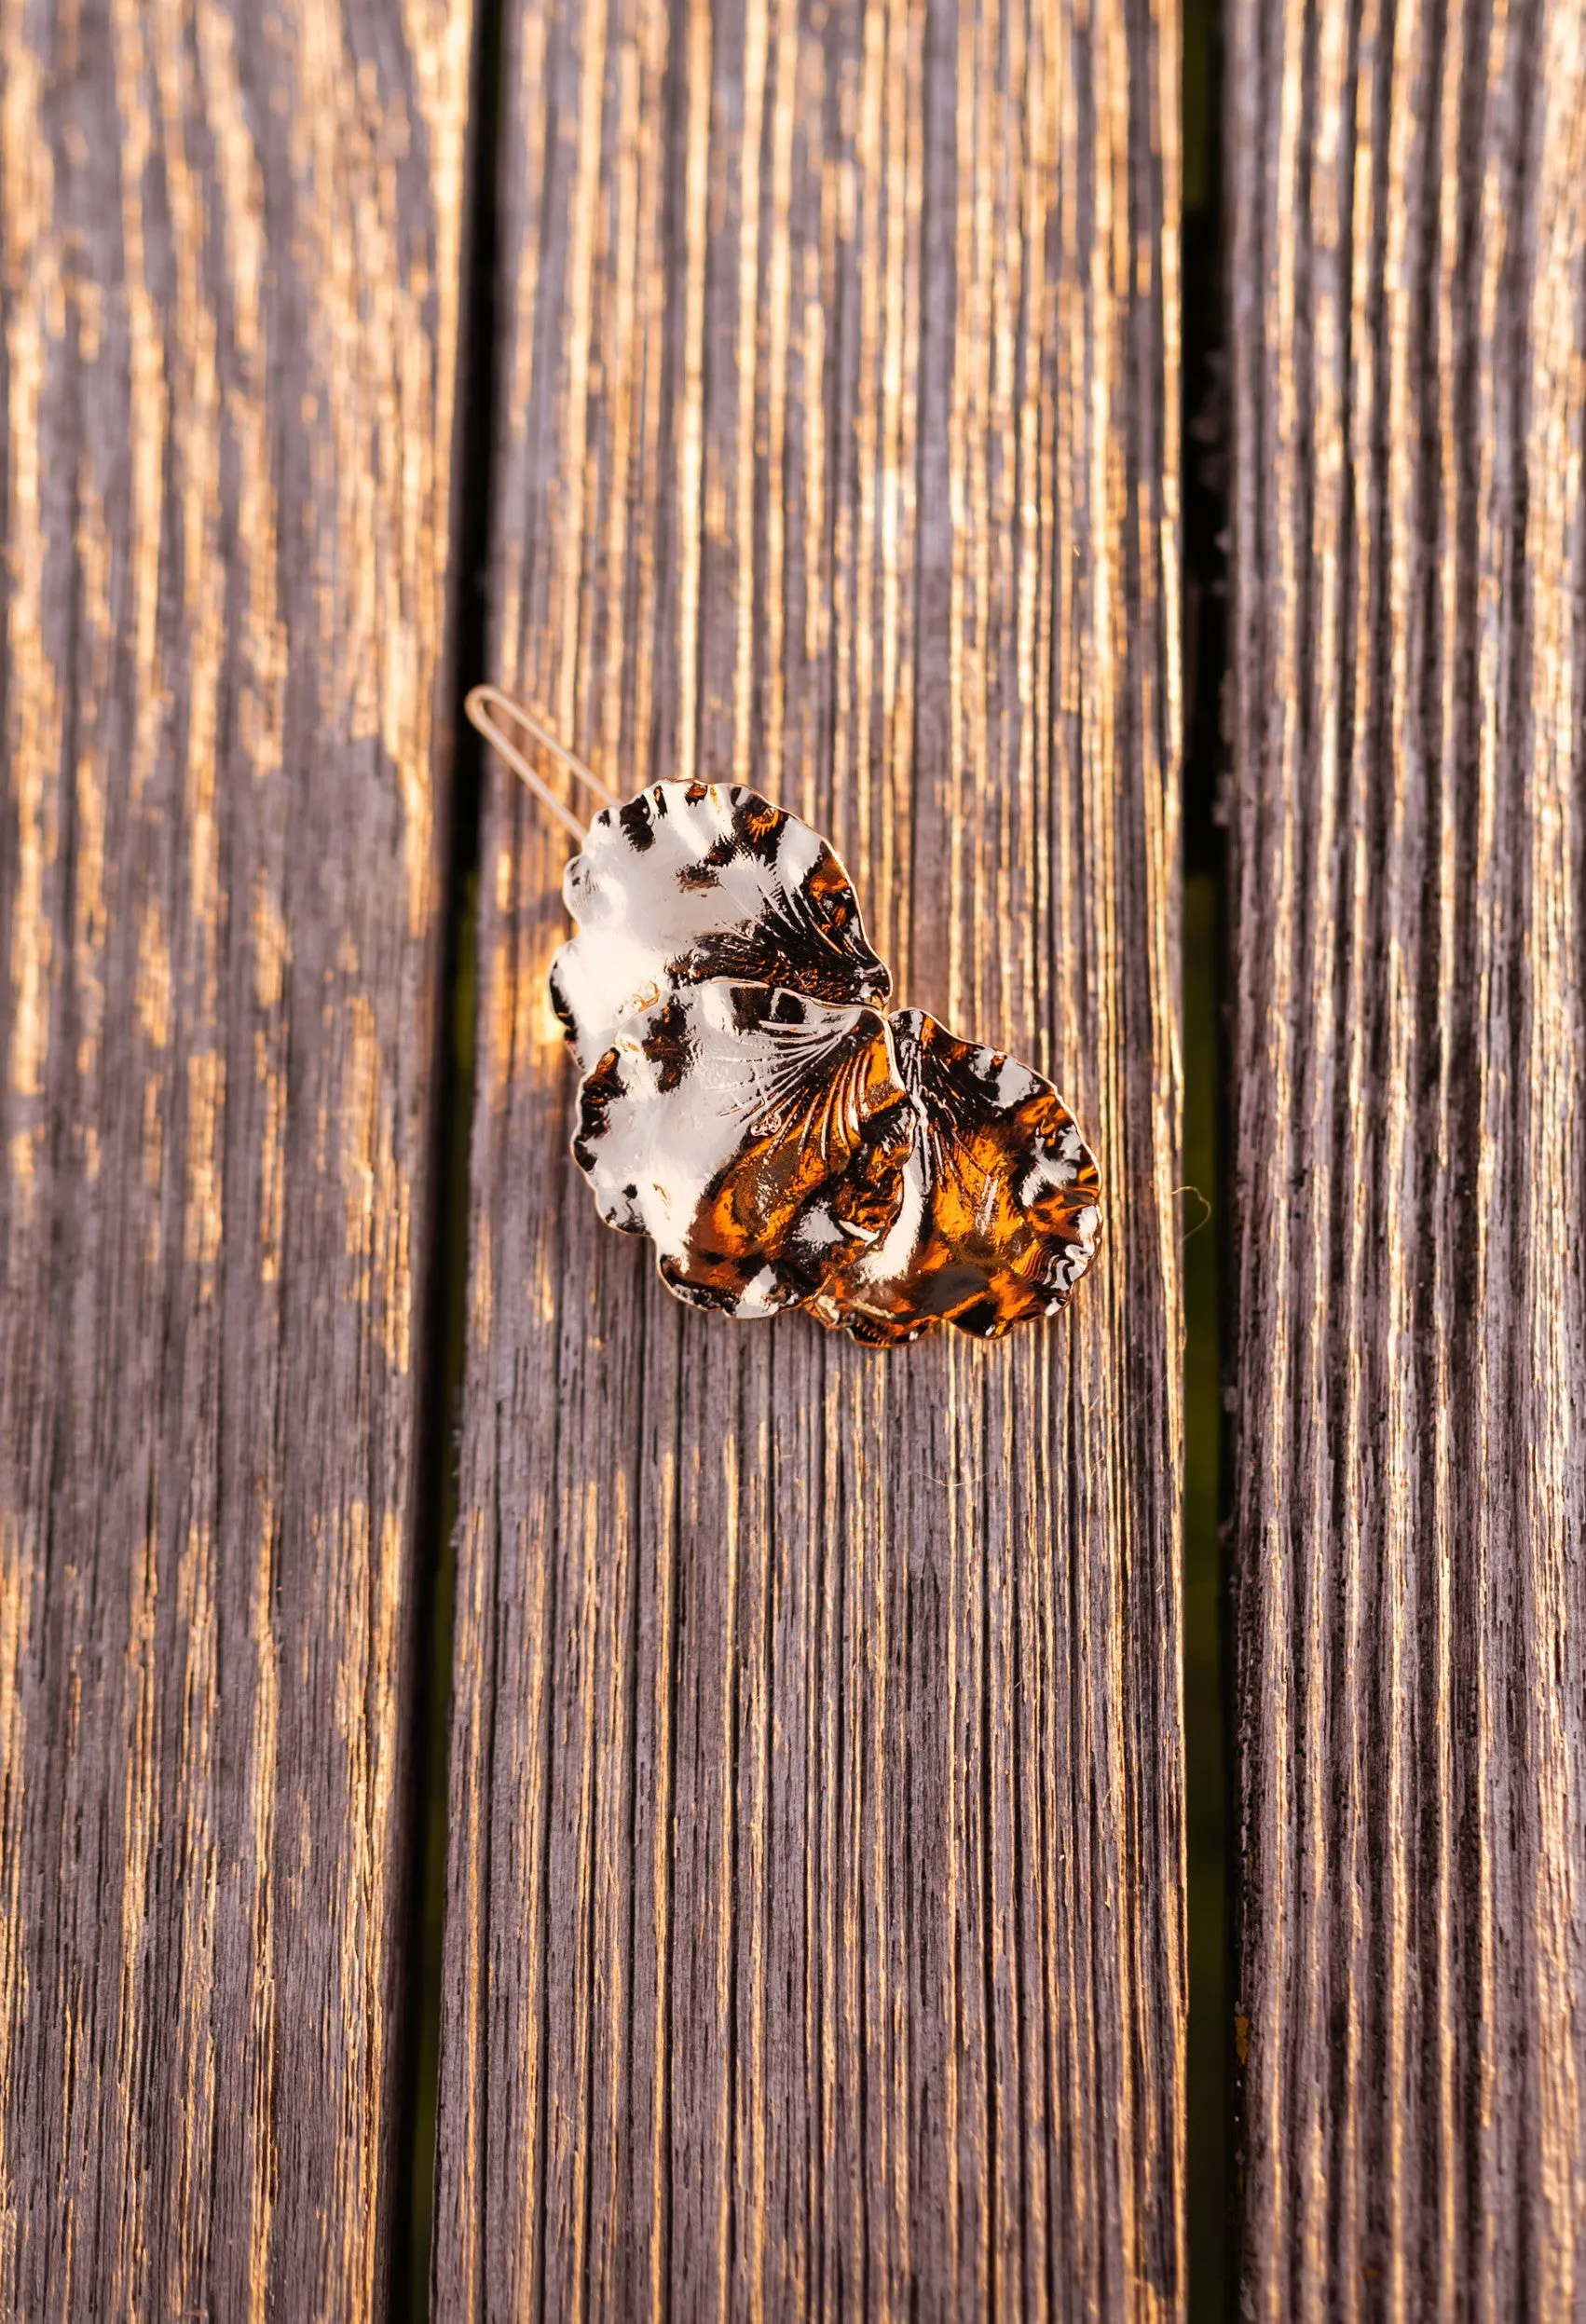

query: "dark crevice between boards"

left=392, top=0, right=502, bottom=2311
left=1181, top=0, right=1233, bottom=2312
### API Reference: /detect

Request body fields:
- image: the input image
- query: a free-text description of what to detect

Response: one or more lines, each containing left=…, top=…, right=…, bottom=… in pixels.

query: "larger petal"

left=570, top=980, right=913, bottom=1319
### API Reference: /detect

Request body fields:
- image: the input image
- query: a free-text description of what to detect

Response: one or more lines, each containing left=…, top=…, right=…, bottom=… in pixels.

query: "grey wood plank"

left=433, top=0, right=1185, bottom=2314
left=1227, top=0, right=1586, bottom=2310
left=0, top=0, right=474, bottom=2309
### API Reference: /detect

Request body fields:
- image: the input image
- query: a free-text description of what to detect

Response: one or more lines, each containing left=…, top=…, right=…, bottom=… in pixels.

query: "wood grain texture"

left=0, top=0, right=472, bottom=2310
left=433, top=0, right=1184, bottom=2315
left=1228, top=0, right=1586, bottom=2311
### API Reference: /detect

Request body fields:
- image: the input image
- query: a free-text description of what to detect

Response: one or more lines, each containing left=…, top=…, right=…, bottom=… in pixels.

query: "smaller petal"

left=821, top=1008, right=1102, bottom=1343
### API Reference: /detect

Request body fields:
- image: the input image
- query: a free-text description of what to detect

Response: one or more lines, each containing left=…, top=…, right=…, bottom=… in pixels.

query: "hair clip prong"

left=464, top=683, right=621, bottom=841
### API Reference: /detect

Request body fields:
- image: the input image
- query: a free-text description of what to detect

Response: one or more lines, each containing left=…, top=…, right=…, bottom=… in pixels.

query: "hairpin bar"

left=464, top=682, right=620, bottom=840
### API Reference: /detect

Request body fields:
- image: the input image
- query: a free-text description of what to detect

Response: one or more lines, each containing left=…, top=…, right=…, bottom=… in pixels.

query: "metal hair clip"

left=466, top=685, right=1101, bottom=1343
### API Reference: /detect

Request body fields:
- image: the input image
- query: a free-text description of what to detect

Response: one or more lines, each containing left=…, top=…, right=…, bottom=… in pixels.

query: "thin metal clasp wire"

left=464, top=683, right=621, bottom=841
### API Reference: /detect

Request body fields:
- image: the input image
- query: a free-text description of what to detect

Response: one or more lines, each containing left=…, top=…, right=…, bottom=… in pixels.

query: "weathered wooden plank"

left=1228, top=0, right=1586, bottom=2310
left=433, top=0, right=1184, bottom=2315
left=0, top=0, right=472, bottom=2309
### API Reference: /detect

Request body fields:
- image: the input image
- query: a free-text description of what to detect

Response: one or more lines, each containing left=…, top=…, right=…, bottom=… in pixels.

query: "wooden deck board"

left=432, top=0, right=1185, bottom=2316
left=1227, top=0, right=1586, bottom=2307
left=0, top=0, right=472, bottom=2310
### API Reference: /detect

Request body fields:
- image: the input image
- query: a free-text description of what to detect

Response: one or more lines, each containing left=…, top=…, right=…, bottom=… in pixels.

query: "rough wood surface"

left=433, top=0, right=1184, bottom=2314
left=1228, top=0, right=1586, bottom=2310
left=0, top=0, right=472, bottom=2310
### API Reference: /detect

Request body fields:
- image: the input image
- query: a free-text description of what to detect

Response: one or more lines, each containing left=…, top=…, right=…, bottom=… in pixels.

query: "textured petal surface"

left=551, top=781, right=889, bottom=1064
left=570, top=980, right=913, bottom=1319
left=811, top=1007, right=1102, bottom=1343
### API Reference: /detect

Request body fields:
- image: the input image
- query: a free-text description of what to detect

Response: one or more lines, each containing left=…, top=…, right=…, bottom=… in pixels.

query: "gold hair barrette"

left=468, top=685, right=1101, bottom=1345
